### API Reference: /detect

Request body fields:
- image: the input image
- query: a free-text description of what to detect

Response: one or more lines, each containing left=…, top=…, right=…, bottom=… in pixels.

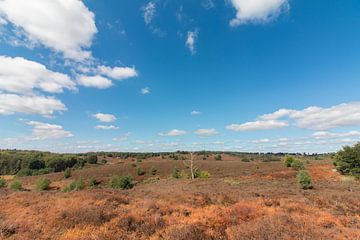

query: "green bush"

left=241, top=158, right=250, bottom=162
left=10, top=180, right=22, bottom=191
left=149, top=166, right=157, bottom=175
left=194, top=169, right=210, bottom=179
left=109, top=175, right=133, bottom=189
left=291, top=159, right=305, bottom=171
left=63, top=178, right=85, bottom=192
left=89, top=177, right=99, bottom=188
left=136, top=167, right=145, bottom=176
left=0, top=177, right=6, bottom=188
left=284, top=156, right=295, bottom=167
left=297, top=170, right=313, bottom=189
left=334, top=143, right=360, bottom=178
left=172, top=167, right=181, bottom=179
left=16, top=168, right=33, bottom=177
left=215, top=154, right=222, bottom=161
left=64, top=168, right=71, bottom=179
left=85, top=155, right=98, bottom=164
left=35, top=178, right=51, bottom=191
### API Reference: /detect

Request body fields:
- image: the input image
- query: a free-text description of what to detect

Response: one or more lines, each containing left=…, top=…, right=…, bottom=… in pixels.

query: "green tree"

left=297, top=170, right=313, bottom=189
left=334, top=143, right=360, bottom=178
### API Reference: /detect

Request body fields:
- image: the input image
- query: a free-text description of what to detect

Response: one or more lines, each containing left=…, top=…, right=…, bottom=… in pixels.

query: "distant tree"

left=183, top=152, right=195, bottom=179
left=86, top=155, right=98, bottom=164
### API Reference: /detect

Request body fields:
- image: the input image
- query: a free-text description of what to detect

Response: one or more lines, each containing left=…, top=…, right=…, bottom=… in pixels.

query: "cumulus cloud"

left=186, top=31, right=198, bottom=55
left=95, top=125, right=119, bottom=130
left=93, top=113, right=116, bottom=123
left=97, top=65, right=138, bottom=80
left=0, top=0, right=97, bottom=60
left=0, top=93, right=66, bottom=117
left=141, top=87, right=151, bottom=95
left=226, top=120, right=288, bottom=131
left=159, top=129, right=187, bottom=137
left=195, top=128, right=218, bottom=137
left=312, top=131, right=360, bottom=139
left=142, top=2, right=156, bottom=25
left=191, top=110, right=202, bottom=115
left=260, top=102, right=360, bottom=130
left=26, top=121, right=73, bottom=140
left=77, top=75, right=112, bottom=89
left=0, top=55, right=76, bottom=95
left=229, top=0, right=289, bottom=26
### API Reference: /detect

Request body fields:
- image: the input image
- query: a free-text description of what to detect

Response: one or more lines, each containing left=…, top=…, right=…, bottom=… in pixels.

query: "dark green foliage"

left=131, top=163, right=137, bottom=168
left=215, top=154, right=222, bottom=161
left=35, top=178, right=51, bottom=191
left=63, top=178, right=85, bottom=192
left=194, top=169, right=210, bottom=179
left=0, top=178, right=6, bottom=188
left=137, top=167, right=145, bottom=176
left=16, top=168, right=33, bottom=177
left=89, top=177, right=99, bottom=188
left=109, top=175, right=133, bottom=189
left=291, top=159, right=305, bottom=171
left=85, top=155, right=98, bottom=164
left=149, top=166, right=157, bottom=175
left=242, top=158, right=250, bottom=162
left=334, top=143, right=360, bottom=178
left=297, top=170, right=313, bottom=189
left=64, top=168, right=71, bottom=179
left=101, top=159, right=107, bottom=164
left=284, top=156, right=295, bottom=167
left=172, top=167, right=181, bottom=179
left=9, top=180, right=22, bottom=191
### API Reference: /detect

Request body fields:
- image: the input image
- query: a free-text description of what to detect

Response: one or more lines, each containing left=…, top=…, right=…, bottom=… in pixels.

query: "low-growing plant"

left=109, top=175, right=133, bottom=189
left=89, top=177, right=99, bottom=188
left=172, top=167, right=181, bottom=179
left=35, top=178, right=51, bottom=191
left=10, top=180, right=22, bottom=191
left=242, top=158, right=250, bottom=162
left=0, top=177, right=6, bottom=188
left=136, top=167, right=145, bottom=176
left=291, top=159, right=305, bottom=170
left=215, top=154, right=222, bottom=161
left=63, top=178, right=85, bottom=192
left=194, top=169, right=210, bottom=179
left=16, top=168, right=33, bottom=177
left=297, top=170, right=313, bottom=189
left=284, top=156, right=295, bottom=167
left=131, top=163, right=137, bottom=168
left=149, top=166, right=157, bottom=175
left=64, top=168, right=71, bottom=179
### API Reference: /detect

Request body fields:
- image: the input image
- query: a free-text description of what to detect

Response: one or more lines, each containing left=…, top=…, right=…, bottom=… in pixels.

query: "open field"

left=0, top=154, right=359, bottom=240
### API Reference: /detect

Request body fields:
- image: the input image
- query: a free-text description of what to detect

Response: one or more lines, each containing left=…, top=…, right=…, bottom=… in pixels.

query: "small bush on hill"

left=131, top=163, right=137, bottom=168
left=64, top=168, right=71, bottom=179
left=16, top=168, right=33, bottom=177
left=109, top=175, right=133, bottom=189
left=215, top=154, right=222, bottom=161
left=291, top=159, right=305, bottom=171
left=334, top=143, right=360, bottom=178
left=284, top=156, right=295, bottom=167
left=63, top=178, right=85, bottom=192
left=35, top=178, right=50, bottom=191
left=89, top=177, right=99, bottom=188
left=0, top=177, right=6, bottom=188
left=10, top=180, right=22, bottom=191
left=194, top=169, right=210, bottom=179
left=149, top=166, right=157, bottom=175
left=172, top=167, right=181, bottom=179
left=137, top=167, right=145, bottom=176
left=242, top=158, right=250, bottom=162
left=297, top=170, right=313, bottom=189
left=85, top=155, right=98, bottom=164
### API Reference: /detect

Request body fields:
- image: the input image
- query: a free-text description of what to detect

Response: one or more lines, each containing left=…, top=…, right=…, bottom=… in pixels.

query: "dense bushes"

left=334, top=143, right=360, bottom=178
left=109, top=175, right=133, bottom=189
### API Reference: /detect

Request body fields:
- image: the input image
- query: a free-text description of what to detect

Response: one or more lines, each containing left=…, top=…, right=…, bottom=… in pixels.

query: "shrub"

left=0, top=177, right=6, bottom=188
left=101, top=159, right=107, bottom=164
left=16, top=168, right=33, bottom=177
left=291, top=159, right=305, bottom=171
left=85, top=155, right=98, bottom=164
left=194, top=169, right=210, bottom=179
left=297, top=170, right=313, bottom=189
left=334, top=143, right=360, bottom=178
left=35, top=178, right=50, bottom=191
left=172, top=167, right=181, bottom=179
left=284, top=156, right=295, bottom=167
left=131, top=163, right=137, bottom=168
left=149, top=166, right=157, bottom=175
left=242, top=158, right=250, bottom=162
left=215, top=154, right=222, bottom=161
left=63, top=178, right=85, bottom=192
left=137, top=167, right=145, bottom=176
left=109, top=175, right=133, bottom=189
left=9, top=180, right=22, bottom=191
left=36, top=168, right=53, bottom=175
left=89, top=177, right=99, bottom=188
left=64, top=168, right=71, bottom=179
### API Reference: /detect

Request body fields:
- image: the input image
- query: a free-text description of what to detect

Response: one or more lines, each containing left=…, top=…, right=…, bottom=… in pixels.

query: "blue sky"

left=1, top=0, right=360, bottom=153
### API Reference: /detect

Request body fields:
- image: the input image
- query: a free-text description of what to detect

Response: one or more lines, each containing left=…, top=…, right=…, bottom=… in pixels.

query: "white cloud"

left=0, top=0, right=97, bottom=60
left=26, top=121, right=73, bottom=140
left=77, top=75, right=112, bottom=89
left=98, top=65, right=138, bottom=80
left=142, top=2, right=156, bottom=25
left=0, top=93, right=66, bottom=117
left=252, top=138, right=270, bottom=143
left=195, top=128, right=218, bottom=137
left=278, top=137, right=288, bottom=142
left=229, top=0, right=289, bottom=26
left=95, top=125, right=119, bottom=130
left=113, top=132, right=131, bottom=141
left=159, top=129, right=187, bottom=137
left=202, top=0, right=215, bottom=10
left=93, top=113, right=116, bottom=123
left=226, top=120, right=288, bottom=131
left=141, top=87, right=151, bottom=95
left=191, top=110, right=202, bottom=115
left=0, top=55, right=76, bottom=95
left=260, top=102, right=360, bottom=130
left=186, top=31, right=198, bottom=55
left=312, top=130, right=360, bottom=139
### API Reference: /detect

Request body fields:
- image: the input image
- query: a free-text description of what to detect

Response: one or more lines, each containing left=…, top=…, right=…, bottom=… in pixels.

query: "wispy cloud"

left=141, top=87, right=151, bottom=95
left=186, top=30, right=198, bottom=55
